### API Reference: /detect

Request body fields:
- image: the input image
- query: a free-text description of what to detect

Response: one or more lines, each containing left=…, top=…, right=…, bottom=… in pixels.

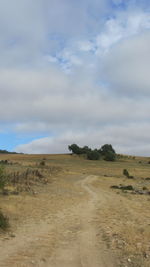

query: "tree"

left=87, top=150, right=100, bottom=160
left=82, top=146, right=91, bottom=154
left=68, top=143, right=116, bottom=161
left=99, top=144, right=116, bottom=161
left=68, top=144, right=83, bottom=155
left=104, top=151, right=116, bottom=161
left=99, top=144, right=116, bottom=156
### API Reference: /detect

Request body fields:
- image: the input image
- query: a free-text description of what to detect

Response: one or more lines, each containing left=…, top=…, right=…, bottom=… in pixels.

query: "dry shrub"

left=0, top=211, right=9, bottom=230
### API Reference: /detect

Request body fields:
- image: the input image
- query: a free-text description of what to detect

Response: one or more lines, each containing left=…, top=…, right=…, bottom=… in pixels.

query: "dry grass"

left=92, top=170, right=150, bottom=266
left=0, top=153, right=150, bottom=266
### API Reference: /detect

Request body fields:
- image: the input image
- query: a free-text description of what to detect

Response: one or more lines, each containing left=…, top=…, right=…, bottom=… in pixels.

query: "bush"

left=99, top=144, right=116, bottom=161
left=123, top=169, right=129, bottom=177
left=99, top=144, right=116, bottom=156
left=0, top=211, right=9, bottom=230
left=87, top=150, right=100, bottom=160
left=40, top=161, right=45, bottom=166
left=68, top=144, right=83, bottom=155
left=104, top=151, right=116, bottom=161
left=0, top=160, right=8, bottom=165
left=68, top=143, right=117, bottom=161
left=111, top=185, right=134, bottom=191
left=82, top=146, right=91, bottom=154
left=123, top=169, right=134, bottom=179
left=0, top=165, right=7, bottom=190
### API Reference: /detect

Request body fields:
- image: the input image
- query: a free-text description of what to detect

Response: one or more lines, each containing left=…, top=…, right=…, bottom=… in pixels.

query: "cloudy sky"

left=0, top=0, right=150, bottom=155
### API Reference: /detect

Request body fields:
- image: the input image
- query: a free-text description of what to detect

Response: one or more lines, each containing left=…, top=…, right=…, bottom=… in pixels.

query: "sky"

left=0, top=0, right=150, bottom=155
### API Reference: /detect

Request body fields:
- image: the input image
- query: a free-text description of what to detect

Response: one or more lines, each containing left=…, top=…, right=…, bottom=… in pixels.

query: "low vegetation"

left=0, top=165, right=7, bottom=191
left=111, top=184, right=134, bottom=190
left=39, top=160, right=46, bottom=166
left=87, top=150, right=100, bottom=160
left=123, top=168, right=134, bottom=179
left=0, top=211, right=9, bottom=230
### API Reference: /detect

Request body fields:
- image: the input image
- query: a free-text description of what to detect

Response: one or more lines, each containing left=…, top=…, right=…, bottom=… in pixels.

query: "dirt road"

left=0, top=175, right=117, bottom=267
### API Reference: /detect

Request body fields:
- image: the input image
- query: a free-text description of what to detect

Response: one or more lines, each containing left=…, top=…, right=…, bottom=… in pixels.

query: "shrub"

left=99, top=144, right=116, bottom=156
left=104, top=151, right=116, bottom=161
left=68, top=143, right=117, bottom=162
left=123, top=169, right=134, bottom=179
left=40, top=161, right=45, bottom=166
left=99, top=144, right=116, bottom=161
left=82, top=146, right=91, bottom=154
left=87, top=150, right=100, bottom=160
left=111, top=185, right=134, bottom=191
left=0, top=160, right=8, bottom=165
left=0, top=211, right=9, bottom=230
left=68, top=144, right=83, bottom=155
left=0, top=165, right=7, bottom=190
left=123, top=169, right=129, bottom=178
left=143, top=186, right=148, bottom=191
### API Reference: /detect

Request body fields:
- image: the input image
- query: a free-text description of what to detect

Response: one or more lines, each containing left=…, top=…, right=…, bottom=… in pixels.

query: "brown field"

left=0, top=153, right=150, bottom=266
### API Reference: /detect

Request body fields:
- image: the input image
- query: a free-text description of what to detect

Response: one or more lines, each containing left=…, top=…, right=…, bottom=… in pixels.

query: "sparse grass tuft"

left=40, top=161, right=45, bottom=166
left=0, top=165, right=7, bottom=191
left=0, top=211, right=9, bottom=230
left=123, top=168, right=129, bottom=177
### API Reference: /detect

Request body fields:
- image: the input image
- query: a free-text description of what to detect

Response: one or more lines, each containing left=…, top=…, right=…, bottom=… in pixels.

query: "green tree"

left=82, top=146, right=91, bottom=154
left=99, top=144, right=116, bottom=156
left=87, top=150, right=100, bottom=160
left=68, top=144, right=83, bottom=155
left=104, top=151, right=116, bottom=161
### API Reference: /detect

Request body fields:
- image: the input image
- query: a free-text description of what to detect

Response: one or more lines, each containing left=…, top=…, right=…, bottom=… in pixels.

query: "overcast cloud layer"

left=0, top=0, right=150, bottom=155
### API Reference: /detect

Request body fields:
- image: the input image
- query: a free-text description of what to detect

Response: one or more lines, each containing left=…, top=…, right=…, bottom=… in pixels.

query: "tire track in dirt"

left=49, top=175, right=116, bottom=267
left=78, top=176, right=116, bottom=267
left=0, top=175, right=117, bottom=267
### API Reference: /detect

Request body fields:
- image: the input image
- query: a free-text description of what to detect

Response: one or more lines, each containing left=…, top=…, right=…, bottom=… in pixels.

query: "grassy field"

left=0, top=153, right=150, bottom=266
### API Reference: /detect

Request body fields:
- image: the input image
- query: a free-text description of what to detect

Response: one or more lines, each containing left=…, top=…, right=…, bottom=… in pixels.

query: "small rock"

left=127, top=258, right=131, bottom=262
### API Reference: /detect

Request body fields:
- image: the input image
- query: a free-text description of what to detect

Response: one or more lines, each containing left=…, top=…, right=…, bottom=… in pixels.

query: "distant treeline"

left=68, top=144, right=116, bottom=161
left=0, top=149, right=18, bottom=154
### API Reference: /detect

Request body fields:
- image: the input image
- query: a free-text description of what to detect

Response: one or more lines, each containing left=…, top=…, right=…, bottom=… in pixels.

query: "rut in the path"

left=49, top=175, right=116, bottom=267
left=0, top=175, right=117, bottom=267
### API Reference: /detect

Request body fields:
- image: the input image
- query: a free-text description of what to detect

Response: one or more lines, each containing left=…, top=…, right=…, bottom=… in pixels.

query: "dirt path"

left=0, top=175, right=117, bottom=267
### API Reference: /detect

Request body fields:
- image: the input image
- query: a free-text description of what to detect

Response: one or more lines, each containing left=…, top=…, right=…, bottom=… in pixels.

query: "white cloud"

left=16, top=122, right=150, bottom=156
left=78, top=40, right=95, bottom=52
left=101, top=32, right=150, bottom=95
left=95, top=10, right=150, bottom=55
left=0, top=0, right=150, bottom=155
left=1, top=67, right=150, bottom=126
